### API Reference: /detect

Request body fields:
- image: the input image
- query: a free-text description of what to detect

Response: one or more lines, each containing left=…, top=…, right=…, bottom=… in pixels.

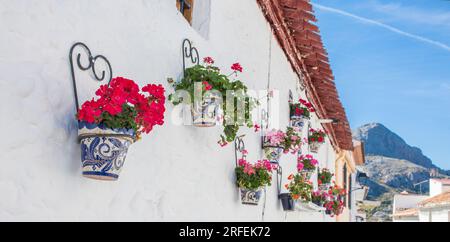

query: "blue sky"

left=312, top=0, right=450, bottom=169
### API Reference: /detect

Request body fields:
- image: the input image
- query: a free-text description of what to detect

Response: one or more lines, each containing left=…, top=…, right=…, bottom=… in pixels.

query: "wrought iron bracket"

left=182, top=38, right=199, bottom=78
left=234, top=135, right=246, bottom=167
left=69, top=42, right=113, bottom=112
left=276, top=165, right=283, bottom=195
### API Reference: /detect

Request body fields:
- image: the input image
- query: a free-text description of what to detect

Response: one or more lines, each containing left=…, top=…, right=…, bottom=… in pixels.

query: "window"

left=177, top=0, right=194, bottom=24
left=348, top=175, right=352, bottom=209
left=343, top=164, right=348, bottom=207
left=176, top=0, right=211, bottom=39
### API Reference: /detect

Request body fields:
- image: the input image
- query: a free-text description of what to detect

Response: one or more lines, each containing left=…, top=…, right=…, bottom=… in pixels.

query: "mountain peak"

left=353, top=123, right=434, bottom=169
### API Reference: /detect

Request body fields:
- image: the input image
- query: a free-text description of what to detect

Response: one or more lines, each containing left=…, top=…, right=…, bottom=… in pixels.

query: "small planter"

left=300, top=169, right=315, bottom=180
left=290, top=114, right=308, bottom=129
left=78, top=122, right=135, bottom=181
left=263, top=146, right=284, bottom=164
left=240, top=188, right=262, bottom=205
left=279, top=193, right=295, bottom=211
left=191, top=94, right=220, bottom=127
left=319, top=184, right=331, bottom=191
left=309, top=141, right=322, bottom=153
left=262, top=136, right=284, bottom=164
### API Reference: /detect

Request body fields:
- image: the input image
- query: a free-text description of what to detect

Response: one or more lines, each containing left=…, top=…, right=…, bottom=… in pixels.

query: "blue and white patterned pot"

left=191, top=94, right=221, bottom=127
left=78, top=122, right=135, bottom=181
left=300, top=169, right=315, bottom=180
left=263, top=146, right=284, bottom=164
left=290, top=115, right=307, bottom=129
left=262, top=137, right=284, bottom=164
left=309, top=141, right=322, bottom=153
left=240, top=188, right=262, bottom=205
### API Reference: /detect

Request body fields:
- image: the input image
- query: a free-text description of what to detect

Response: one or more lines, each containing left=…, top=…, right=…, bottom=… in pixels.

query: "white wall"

left=419, top=208, right=450, bottom=222
left=0, top=0, right=338, bottom=221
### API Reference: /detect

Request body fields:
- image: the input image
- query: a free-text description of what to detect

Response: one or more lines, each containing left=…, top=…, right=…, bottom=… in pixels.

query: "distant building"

left=392, top=193, right=428, bottom=222
left=393, top=178, right=450, bottom=222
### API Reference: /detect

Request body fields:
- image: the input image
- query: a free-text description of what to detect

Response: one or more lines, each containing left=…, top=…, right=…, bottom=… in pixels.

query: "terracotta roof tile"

left=257, top=0, right=353, bottom=150
left=419, top=192, right=450, bottom=208
left=393, top=208, right=419, bottom=218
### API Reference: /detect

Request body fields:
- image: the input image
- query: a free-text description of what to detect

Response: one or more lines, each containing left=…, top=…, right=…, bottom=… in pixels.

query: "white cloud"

left=366, top=0, right=450, bottom=27
left=312, top=3, right=450, bottom=52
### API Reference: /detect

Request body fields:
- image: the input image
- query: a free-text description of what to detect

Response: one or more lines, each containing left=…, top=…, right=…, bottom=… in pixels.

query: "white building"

left=417, top=179, right=450, bottom=222
left=392, top=193, right=428, bottom=222
left=0, top=0, right=356, bottom=221
left=393, top=179, right=450, bottom=222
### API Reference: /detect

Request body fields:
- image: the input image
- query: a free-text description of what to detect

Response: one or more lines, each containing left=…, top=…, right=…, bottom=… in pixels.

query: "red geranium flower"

left=203, top=57, right=214, bottom=65
left=231, top=63, right=243, bottom=73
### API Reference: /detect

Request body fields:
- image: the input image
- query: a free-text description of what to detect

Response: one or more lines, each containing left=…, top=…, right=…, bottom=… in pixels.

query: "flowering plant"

left=324, top=199, right=344, bottom=217
left=169, top=57, right=258, bottom=145
left=297, top=154, right=319, bottom=171
left=77, top=77, right=166, bottom=139
left=289, top=98, right=315, bottom=119
left=264, top=127, right=302, bottom=154
left=328, top=183, right=347, bottom=199
left=311, top=190, right=329, bottom=206
left=285, top=174, right=313, bottom=201
left=318, top=168, right=334, bottom=185
left=309, top=128, right=327, bottom=144
left=324, top=186, right=345, bottom=217
left=235, top=155, right=275, bottom=190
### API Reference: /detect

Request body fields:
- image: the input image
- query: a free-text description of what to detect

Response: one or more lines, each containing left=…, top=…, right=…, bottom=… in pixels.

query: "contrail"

left=312, top=3, right=450, bottom=52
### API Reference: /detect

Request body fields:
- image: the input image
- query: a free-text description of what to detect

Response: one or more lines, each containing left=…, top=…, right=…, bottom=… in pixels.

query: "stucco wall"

left=0, top=0, right=338, bottom=222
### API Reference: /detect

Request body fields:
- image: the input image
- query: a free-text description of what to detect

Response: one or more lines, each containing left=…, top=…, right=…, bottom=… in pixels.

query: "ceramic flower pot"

left=300, top=169, right=315, bottom=180
left=319, top=183, right=331, bottom=191
left=191, top=94, right=220, bottom=127
left=263, top=146, right=284, bottom=164
left=309, top=141, right=322, bottom=153
left=78, top=122, right=135, bottom=181
left=240, top=188, right=262, bottom=205
left=289, top=114, right=308, bottom=129
left=279, top=193, right=295, bottom=211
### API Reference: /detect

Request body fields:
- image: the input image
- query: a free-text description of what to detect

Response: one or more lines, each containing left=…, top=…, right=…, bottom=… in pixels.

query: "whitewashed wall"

left=0, top=0, right=338, bottom=222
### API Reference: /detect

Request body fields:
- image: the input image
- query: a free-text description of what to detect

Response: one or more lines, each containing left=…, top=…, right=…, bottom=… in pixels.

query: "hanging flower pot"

left=236, top=159, right=275, bottom=206
left=319, top=184, right=331, bottom=191
left=78, top=122, right=135, bottom=181
left=263, top=145, right=284, bottom=164
left=191, top=93, right=221, bottom=127
left=240, top=188, right=263, bottom=205
left=285, top=174, right=313, bottom=208
left=169, top=57, right=258, bottom=146
left=318, top=168, right=334, bottom=191
left=309, top=142, right=321, bottom=153
left=308, top=128, right=327, bottom=153
left=297, top=154, right=318, bottom=180
left=263, top=127, right=302, bottom=164
left=311, top=190, right=327, bottom=207
left=300, top=169, right=315, bottom=180
left=76, top=77, right=166, bottom=181
left=279, top=193, right=295, bottom=211
left=289, top=99, right=315, bottom=128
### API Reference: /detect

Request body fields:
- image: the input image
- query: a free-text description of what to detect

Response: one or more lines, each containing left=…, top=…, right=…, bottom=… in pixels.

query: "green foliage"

left=281, top=127, right=302, bottom=151
left=290, top=103, right=311, bottom=118
left=169, top=64, right=258, bottom=143
left=235, top=166, right=272, bottom=190
left=101, top=104, right=138, bottom=132
left=286, top=174, right=313, bottom=201
left=318, top=168, right=334, bottom=184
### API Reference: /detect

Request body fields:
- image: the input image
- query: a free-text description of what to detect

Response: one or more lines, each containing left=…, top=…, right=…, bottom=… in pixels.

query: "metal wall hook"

left=182, top=38, right=200, bottom=78
left=234, top=136, right=246, bottom=167
left=69, top=42, right=113, bottom=112
left=276, top=165, right=283, bottom=195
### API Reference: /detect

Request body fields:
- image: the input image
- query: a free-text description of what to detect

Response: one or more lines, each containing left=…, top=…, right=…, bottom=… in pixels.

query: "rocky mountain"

left=353, top=123, right=448, bottom=199
left=353, top=123, right=435, bottom=169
